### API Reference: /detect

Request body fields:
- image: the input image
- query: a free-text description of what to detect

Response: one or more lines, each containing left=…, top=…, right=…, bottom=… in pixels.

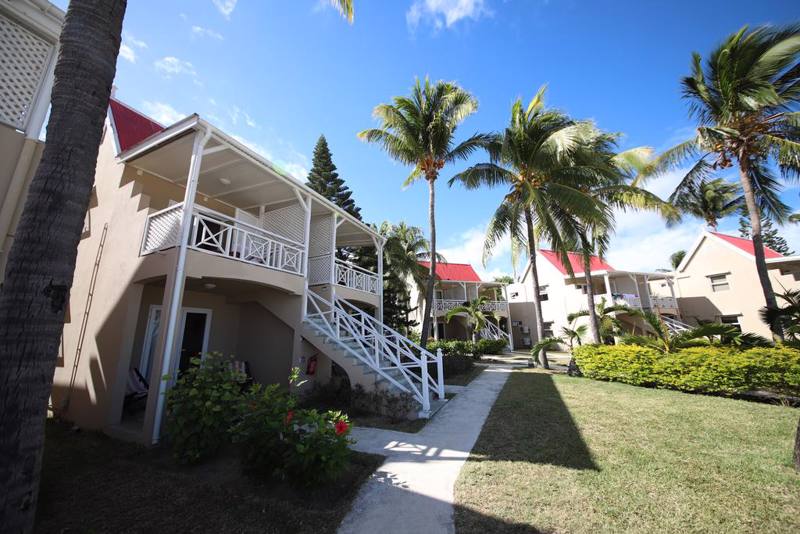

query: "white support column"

left=604, top=273, right=612, bottom=303
left=330, top=213, right=338, bottom=300
left=299, top=194, right=312, bottom=317
left=630, top=274, right=641, bottom=308
left=503, top=285, right=515, bottom=350
left=151, top=128, right=211, bottom=444
left=376, top=237, right=384, bottom=323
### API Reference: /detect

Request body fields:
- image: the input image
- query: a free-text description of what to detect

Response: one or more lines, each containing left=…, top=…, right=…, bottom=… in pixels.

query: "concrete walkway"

left=337, top=366, right=512, bottom=534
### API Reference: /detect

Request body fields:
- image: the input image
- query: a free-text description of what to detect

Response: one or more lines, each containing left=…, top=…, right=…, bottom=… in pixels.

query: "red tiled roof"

left=540, top=249, right=614, bottom=276
left=108, top=98, right=164, bottom=152
left=710, top=232, right=783, bottom=259
left=418, top=261, right=482, bottom=282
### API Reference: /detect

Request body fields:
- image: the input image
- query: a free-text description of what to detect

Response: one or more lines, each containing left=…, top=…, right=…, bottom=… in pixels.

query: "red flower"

left=334, top=419, right=349, bottom=436
left=284, top=410, right=294, bottom=425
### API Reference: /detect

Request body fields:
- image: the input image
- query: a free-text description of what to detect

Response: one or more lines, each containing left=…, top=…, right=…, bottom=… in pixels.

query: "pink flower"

left=334, top=419, right=349, bottom=436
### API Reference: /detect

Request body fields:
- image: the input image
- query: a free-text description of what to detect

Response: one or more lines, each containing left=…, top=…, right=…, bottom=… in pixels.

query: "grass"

left=444, top=364, right=485, bottom=386
left=35, top=421, right=382, bottom=534
left=455, top=369, right=800, bottom=533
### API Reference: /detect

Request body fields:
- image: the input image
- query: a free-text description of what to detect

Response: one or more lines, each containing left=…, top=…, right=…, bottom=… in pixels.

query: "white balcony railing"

left=650, top=296, right=678, bottom=309
left=141, top=203, right=305, bottom=276
left=596, top=294, right=642, bottom=309
left=308, top=255, right=379, bottom=295
left=434, top=299, right=508, bottom=314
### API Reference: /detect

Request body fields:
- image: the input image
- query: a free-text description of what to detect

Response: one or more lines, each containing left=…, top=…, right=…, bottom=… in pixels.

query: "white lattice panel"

left=261, top=203, right=304, bottom=244
left=0, top=14, right=52, bottom=130
left=308, top=255, right=332, bottom=285
left=142, top=206, right=182, bottom=252
left=309, top=214, right=333, bottom=257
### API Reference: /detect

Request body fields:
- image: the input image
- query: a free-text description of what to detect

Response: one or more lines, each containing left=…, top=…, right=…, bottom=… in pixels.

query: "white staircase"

left=661, top=315, right=693, bottom=334
left=304, top=290, right=445, bottom=415
left=479, top=320, right=511, bottom=349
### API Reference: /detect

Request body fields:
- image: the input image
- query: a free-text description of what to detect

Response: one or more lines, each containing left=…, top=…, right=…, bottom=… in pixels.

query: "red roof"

left=418, top=261, right=482, bottom=282
left=710, top=232, right=783, bottom=259
left=540, top=249, right=614, bottom=276
left=108, top=98, right=164, bottom=152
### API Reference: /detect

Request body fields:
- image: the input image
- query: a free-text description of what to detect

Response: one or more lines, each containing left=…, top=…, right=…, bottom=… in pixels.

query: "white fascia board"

left=116, top=114, right=201, bottom=161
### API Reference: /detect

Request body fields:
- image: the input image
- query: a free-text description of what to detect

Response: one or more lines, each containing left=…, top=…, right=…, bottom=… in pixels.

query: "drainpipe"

left=151, top=127, right=212, bottom=444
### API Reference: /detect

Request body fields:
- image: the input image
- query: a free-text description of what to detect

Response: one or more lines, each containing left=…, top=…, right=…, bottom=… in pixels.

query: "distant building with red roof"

left=538, top=250, right=615, bottom=276
left=417, top=261, right=482, bottom=282
left=707, top=231, right=783, bottom=260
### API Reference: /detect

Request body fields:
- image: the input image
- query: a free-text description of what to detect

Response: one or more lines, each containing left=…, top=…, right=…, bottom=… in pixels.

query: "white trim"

left=139, top=305, right=163, bottom=380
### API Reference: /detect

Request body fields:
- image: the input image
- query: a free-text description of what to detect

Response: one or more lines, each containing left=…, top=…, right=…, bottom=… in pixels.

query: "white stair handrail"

left=305, top=290, right=445, bottom=411
left=661, top=315, right=693, bottom=334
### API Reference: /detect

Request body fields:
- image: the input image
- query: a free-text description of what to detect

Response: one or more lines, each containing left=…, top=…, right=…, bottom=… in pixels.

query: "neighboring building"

left=673, top=230, right=800, bottom=338
left=410, top=261, right=512, bottom=346
left=507, top=250, right=678, bottom=349
left=0, top=0, right=64, bottom=278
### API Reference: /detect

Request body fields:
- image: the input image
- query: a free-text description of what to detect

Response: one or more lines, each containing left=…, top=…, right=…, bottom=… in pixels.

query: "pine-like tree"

left=307, top=135, right=361, bottom=220
left=739, top=213, right=793, bottom=255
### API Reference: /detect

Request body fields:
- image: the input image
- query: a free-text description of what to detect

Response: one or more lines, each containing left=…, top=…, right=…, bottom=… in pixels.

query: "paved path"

left=337, top=366, right=512, bottom=534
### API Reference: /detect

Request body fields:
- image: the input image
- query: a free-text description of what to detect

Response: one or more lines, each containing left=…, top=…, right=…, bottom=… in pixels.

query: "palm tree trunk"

left=738, top=158, right=782, bottom=341
left=420, top=177, right=437, bottom=347
left=0, top=1, right=127, bottom=530
left=583, top=255, right=602, bottom=344
left=524, top=208, right=549, bottom=368
left=794, top=415, right=800, bottom=472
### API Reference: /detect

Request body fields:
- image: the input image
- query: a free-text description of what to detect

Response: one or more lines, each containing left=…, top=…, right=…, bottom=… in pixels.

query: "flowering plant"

left=280, top=409, right=352, bottom=484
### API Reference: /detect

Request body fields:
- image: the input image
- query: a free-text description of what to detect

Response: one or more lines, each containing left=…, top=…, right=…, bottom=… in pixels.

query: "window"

left=709, top=274, right=730, bottom=292
left=542, top=321, right=554, bottom=338
left=539, top=285, right=549, bottom=301
left=719, top=315, right=742, bottom=332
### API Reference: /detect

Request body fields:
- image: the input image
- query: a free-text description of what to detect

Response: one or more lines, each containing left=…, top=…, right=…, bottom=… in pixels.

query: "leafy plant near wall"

left=164, top=353, right=248, bottom=464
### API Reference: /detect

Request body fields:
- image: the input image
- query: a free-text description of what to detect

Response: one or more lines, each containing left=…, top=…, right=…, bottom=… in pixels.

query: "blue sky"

left=55, top=0, right=800, bottom=278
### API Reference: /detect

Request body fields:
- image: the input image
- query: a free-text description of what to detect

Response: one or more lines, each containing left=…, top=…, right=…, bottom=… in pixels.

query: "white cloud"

left=141, top=101, right=186, bottom=125
left=406, top=0, right=491, bottom=30
left=231, top=134, right=272, bottom=159
left=439, top=222, right=513, bottom=280
left=230, top=134, right=308, bottom=181
left=119, top=43, right=136, bottom=63
left=154, top=56, right=197, bottom=77
left=192, top=25, right=224, bottom=40
left=212, top=0, right=237, bottom=19
left=123, top=32, right=148, bottom=49
left=279, top=162, right=309, bottom=181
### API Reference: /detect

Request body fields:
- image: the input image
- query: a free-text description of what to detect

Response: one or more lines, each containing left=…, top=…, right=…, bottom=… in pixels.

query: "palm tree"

left=0, top=1, right=355, bottom=529
left=568, top=297, right=642, bottom=344
left=449, top=87, right=608, bottom=368
left=670, top=250, right=687, bottom=270
left=444, top=296, right=497, bottom=342
left=359, top=78, right=488, bottom=347
left=380, top=221, right=434, bottom=290
left=670, top=178, right=742, bottom=230
left=761, top=289, right=800, bottom=343
left=560, top=324, right=588, bottom=350
left=652, top=25, right=800, bottom=341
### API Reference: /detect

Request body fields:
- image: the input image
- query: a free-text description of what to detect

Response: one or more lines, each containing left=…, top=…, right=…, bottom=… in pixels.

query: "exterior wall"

left=675, top=234, right=800, bottom=337
left=236, top=302, right=293, bottom=386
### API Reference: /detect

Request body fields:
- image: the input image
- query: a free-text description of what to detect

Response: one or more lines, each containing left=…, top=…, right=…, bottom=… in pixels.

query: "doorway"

left=140, top=306, right=212, bottom=378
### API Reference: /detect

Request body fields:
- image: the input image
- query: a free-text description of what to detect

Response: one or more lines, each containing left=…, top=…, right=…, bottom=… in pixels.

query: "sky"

left=54, top=0, right=800, bottom=279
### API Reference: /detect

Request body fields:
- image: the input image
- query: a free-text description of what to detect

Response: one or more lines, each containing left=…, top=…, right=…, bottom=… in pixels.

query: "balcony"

left=596, top=293, right=641, bottom=309
left=308, top=255, right=379, bottom=295
left=434, top=299, right=508, bottom=314
left=141, top=203, right=305, bottom=276
left=650, top=296, right=678, bottom=309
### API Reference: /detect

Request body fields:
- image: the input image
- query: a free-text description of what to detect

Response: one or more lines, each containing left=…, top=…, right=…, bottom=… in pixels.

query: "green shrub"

left=427, top=339, right=490, bottom=358
left=476, top=338, right=508, bottom=355
left=441, top=353, right=474, bottom=376
left=164, top=352, right=247, bottom=464
left=573, top=344, right=800, bottom=396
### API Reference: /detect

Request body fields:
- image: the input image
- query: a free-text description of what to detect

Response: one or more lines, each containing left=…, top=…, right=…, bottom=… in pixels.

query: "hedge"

left=426, top=338, right=507, bottom=358
left=572, top=344, right=800, bottom=396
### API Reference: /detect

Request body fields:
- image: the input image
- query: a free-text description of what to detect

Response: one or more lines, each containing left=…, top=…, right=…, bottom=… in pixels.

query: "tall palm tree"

left=568, top=297, right=642, bottom=344
left=670, top=178, right=742, bottom=230
left=652, top=25, right=800, bottom=341
left=0, top=1, right=355, bottom=529
left=449, top=87, right=607, bottom=368
left=444, top=296, right=496, bottom=343
left=360, top=78, right=488, bottom=347
left=380, top=221, right=436, bottom=291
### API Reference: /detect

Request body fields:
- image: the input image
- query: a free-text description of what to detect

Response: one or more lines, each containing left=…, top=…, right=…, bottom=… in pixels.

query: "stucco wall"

left=236, top=301, right=293, bottom=385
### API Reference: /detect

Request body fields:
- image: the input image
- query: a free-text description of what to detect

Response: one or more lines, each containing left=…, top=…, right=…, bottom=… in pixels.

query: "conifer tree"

left=739, top=213, right=793, bottom=256
left=307, top=135, right=361, bottom=220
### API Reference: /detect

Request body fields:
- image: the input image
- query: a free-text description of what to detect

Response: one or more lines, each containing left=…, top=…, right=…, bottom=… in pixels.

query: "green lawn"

left=35, top=421, right=382, bottom=533
left=455, top=369, right=800, bottom=533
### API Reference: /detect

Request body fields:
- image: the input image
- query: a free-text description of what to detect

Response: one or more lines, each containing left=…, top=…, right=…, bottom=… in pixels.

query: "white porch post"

left=150, top=128, right=211, bottom=444
left=630, top=274, right=641, bottom=308
left=504, top=285, right=515, bottom=350
left=376, top=237, right=384, bottom=323
left=330, top=213, right=338, bottom=301
left=299, top=193, right=312, bottom=317
left=604, top=273, right=612, bottom=304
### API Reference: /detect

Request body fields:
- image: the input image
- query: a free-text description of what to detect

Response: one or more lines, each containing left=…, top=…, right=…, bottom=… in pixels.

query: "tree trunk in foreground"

left=0, top=1, right=126, bottom=530
left=794, top=416, right=800, bottom=472
left=582, top=255, right=602, bottom=344
left=738, top=158, right=782, bottom=342
left=420, top=177, right=437, bottom=348
left=524, top=208, right=549, bottom=368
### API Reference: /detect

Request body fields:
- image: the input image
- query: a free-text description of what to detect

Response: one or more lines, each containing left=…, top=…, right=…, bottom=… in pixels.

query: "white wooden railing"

left=434, top=299, right=508, bottom=313
left=661, top=315, right=692, bottom=334
left=305, top=290, right=444, bottom=413
left=141, top=203, right=305, bottom=276
left=650, top=296, right=678, bottom=309
left=596, top=294, right=642, bottom=309
left=479, top=320, right=511, bottom=347
left=308, top=255, right=379, bottom=295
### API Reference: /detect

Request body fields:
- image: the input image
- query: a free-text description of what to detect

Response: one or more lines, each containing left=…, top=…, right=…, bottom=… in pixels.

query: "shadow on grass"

left=469, top=371, right=597, bottom=470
